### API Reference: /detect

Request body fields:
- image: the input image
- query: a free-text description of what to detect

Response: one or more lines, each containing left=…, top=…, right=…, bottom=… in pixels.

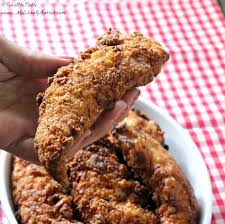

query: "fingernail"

left=120, top=101, right=128, bottom=112
left=130, top=90, right=140, bottom=107
left=118, top=100, right=127, bottom=108
left=85, top=129, right=92, bottom=138
left=137, top=89, right=140, bottom=96
left=116, top=104, right=128, bottom=121
left=58, top=55, right=74, bottom=59
left=115, top=100, right=127, bottom=112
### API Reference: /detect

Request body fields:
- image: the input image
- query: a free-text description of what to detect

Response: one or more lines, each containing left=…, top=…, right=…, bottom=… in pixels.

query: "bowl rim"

left=0, top=97, right=212, bottom=224
left=0, top=152, right=16, bottom=224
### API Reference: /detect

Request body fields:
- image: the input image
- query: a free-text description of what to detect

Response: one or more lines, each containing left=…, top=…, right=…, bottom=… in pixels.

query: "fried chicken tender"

left=34, top=29, right=169, bottom=185
left=69, top=144, right=158, bottom=224
left=11, top=157, right=83, bottom=224
left=68, top=110, right=165, bottom=224
left=123, top=110, right=164, bottom=145
left=109, top=113, right=199, bottom=224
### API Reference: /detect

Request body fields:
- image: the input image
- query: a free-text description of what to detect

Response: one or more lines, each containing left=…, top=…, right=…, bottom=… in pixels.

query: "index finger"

left=0, top=36, right=72, bottom=78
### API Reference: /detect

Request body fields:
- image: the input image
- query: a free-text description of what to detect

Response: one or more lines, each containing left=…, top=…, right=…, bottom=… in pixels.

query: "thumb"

left=0, top=36, right=73, bottom=78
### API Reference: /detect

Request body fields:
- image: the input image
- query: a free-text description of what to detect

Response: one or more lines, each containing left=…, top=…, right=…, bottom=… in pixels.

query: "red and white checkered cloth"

left=0, top=0, right=224, bottom=223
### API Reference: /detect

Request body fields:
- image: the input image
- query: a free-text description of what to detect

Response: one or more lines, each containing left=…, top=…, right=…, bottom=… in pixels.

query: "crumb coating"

left=34, top=29, right=169, bottom=185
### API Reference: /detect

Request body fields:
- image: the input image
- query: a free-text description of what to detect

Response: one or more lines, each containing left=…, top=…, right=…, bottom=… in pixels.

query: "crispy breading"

left=68, top=110, right=198, bottom=223
left=120, top=110, right=164, bottom=145
left=12, top=111, right=164, bottom=224
left=12, top=111, right=198, bottom=224
left=109, top=114, right=199, bottom=224
left=34, top=29, right=169, bottom=185
left=67, top=111, right=164, bottom=224
left=11, top=157, right=83, bottom=224
left=69, top=143, right=158, bottom=224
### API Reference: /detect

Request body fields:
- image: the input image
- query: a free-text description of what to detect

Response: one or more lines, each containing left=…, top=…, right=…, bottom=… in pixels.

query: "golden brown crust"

left=12, top=111, right=198, bottom=224
left=67, top=111, right=165, bottom=223
left=69, top=144, right=158, bottom=224
left=11, top=157, right=83, bottom=224
left=109, top=114, right=199, bottom=224
left=34, top=29, right=169, bottom=185
left=118, top=110, right=164, bottom=145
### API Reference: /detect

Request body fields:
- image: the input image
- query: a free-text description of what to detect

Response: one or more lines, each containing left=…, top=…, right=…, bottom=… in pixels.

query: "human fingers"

left=65, top=129, right=92, bottom=158
left=58, top=56, right=74, bottom=60
left=81, top=89, right=140, bottom=148
left=68, top=88, right=140, bottom=153
left=114, top=88, right=140, bottom=123
left=67, top=100, right=127, bottom=156
left=0, top=36, right=72, bottom=78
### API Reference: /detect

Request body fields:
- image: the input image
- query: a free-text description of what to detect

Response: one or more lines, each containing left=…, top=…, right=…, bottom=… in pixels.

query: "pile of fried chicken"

left=12, top=111, right=199, bottom=224
left=12, top=30, right=199, bottom=223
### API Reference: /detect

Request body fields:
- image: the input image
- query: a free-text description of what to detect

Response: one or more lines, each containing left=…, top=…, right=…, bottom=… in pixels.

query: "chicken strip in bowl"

left=109, top=112, right=199, bottom=223
left=68, top=110, right=198, bottom=224
left=11, top=157, right=83, bottom=224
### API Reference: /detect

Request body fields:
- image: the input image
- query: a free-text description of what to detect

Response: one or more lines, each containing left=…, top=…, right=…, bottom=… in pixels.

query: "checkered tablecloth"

left=0, top=0, right=224, bottom=223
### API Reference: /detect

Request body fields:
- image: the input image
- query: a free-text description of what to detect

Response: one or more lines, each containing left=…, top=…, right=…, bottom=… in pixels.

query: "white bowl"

left=0, top=97, right=212, bottom=224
